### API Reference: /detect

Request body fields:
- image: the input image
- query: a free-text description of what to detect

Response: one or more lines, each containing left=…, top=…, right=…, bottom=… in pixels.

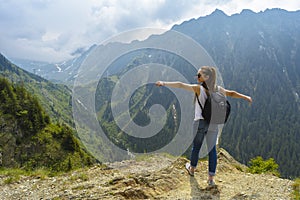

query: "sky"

left=0, top=0, right=300, bottom=63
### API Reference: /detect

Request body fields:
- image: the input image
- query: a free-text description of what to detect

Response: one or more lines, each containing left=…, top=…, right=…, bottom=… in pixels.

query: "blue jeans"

left=190, top=120, right=218, bottom=176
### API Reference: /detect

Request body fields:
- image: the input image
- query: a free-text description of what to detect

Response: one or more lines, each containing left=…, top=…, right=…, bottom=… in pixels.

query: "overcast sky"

left=0, top=0, right=300, bottom=63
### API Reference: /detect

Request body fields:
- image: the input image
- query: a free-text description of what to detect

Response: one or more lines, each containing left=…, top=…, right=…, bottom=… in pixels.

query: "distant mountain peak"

left=240, top=9, right=256, bottom=15
left=210, top=8, right=228, bottom=17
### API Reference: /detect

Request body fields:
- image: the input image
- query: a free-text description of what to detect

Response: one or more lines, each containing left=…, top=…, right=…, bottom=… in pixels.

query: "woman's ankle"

left=190, top=166, right=195, bottom=172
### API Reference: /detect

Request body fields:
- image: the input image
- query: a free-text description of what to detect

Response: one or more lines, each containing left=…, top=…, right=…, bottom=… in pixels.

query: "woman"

left=156, top=66, right=252, bottom=186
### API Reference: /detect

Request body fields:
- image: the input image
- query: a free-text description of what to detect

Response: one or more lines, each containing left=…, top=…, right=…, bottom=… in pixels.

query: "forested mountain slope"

left=0, top=54, right=73, bottom=127
left=172, top=8, right=300, bottom=178
left=0, top=77, right=96, bottom=171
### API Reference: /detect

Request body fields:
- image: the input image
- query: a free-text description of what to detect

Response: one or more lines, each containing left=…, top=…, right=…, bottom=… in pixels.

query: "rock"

left=0, top=149, right=294, bottom=199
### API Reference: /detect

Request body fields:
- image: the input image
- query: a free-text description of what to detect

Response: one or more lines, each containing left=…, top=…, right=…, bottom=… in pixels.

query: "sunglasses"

left=197, top=73, right=201, bottom=78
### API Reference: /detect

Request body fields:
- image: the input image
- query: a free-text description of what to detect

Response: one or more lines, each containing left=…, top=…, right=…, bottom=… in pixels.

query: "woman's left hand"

left=245, top=96, right=252, bottom=104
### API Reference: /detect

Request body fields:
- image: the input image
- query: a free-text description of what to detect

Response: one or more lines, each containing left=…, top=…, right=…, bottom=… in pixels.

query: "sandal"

left=185, top=163, right=194, bottom=176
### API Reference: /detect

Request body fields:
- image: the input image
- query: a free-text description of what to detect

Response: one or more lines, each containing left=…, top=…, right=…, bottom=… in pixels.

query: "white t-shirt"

left=194, top=85, right=207, bottom=121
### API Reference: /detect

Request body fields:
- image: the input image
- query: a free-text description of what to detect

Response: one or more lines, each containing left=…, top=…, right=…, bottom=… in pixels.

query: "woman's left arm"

left=219, top=87, right=252, bottom=103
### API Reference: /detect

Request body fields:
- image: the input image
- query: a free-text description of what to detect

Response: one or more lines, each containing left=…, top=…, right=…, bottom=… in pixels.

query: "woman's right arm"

left=156, top=81, right=200, bottom=94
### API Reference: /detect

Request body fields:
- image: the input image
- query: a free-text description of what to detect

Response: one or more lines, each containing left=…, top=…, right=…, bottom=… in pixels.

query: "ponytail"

left=201, top=66, right=217, bottom=93
left=210, top=67, right=217, bottom=92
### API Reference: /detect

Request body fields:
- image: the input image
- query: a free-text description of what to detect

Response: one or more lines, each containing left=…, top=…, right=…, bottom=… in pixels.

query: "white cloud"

left=0, top=0, right=299, bottom=62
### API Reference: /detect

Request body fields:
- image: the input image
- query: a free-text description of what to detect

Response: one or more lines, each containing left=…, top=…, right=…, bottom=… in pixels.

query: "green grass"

left=0, top=167, right=61, bottom=184
left=0, top=166, right=94, bottom=185
left=0, top=168, right=27, bottom=184
left=292, top=178, right=300, bottom=200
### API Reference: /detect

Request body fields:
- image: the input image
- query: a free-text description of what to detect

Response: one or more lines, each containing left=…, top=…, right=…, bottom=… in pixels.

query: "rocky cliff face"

left=0, top=148, right=293, bottom=199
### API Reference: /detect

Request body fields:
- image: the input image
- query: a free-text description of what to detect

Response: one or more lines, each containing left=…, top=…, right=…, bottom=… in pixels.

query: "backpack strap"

left=195, top=92, right=204, bottom=111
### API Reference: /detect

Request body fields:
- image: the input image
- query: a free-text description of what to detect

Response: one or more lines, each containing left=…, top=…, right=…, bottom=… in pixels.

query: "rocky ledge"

left=0, top=149, right=294, bottom=199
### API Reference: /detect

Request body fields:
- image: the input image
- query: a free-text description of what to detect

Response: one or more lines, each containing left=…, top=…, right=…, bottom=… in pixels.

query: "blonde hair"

left=201, top=66, right=217, bottom=92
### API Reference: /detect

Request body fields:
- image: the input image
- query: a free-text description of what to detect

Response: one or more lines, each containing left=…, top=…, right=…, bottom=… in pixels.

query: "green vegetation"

left=0, top=167, right=57, bottom=184
left=248, top=156, right=280, bottom=177
left=0, top=54, right=73, bottom=127
left=0, top=77, right=96, bottom=173
left=0, top=167, right=90, bottom=185
left=292, top=178, right=300, bottom=200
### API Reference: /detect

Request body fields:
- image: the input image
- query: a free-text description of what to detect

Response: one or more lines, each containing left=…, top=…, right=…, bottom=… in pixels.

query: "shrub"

left=248, top=156, right=280, bottom=177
